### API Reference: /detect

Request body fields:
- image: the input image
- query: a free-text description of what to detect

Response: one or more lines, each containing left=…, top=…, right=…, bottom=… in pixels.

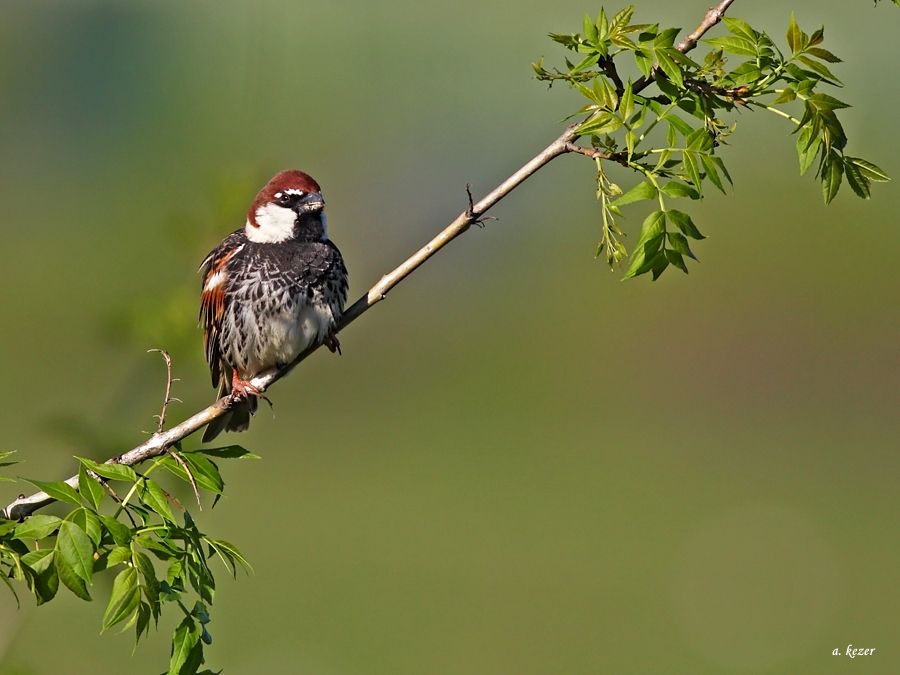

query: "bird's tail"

left=202, top=376, right=259, bottom=443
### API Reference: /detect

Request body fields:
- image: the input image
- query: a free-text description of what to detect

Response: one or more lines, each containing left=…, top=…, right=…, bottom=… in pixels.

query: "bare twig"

left=166, top=448, right=201, bottom=509
left=149, top=349, right=179, bottom=433
left=1, top=0, right=737, bottom=522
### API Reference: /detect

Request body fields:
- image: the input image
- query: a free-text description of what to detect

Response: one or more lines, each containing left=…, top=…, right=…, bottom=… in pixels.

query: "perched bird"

left=199, top=170, right=348, bottom=442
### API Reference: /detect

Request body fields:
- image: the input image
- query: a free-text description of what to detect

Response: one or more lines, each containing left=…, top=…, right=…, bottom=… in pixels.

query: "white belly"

left=244, top=301, right=334, bottom=375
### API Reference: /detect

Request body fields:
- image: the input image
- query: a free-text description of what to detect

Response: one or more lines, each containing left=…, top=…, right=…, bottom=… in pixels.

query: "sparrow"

left=199, top=170, right=348, bottom=442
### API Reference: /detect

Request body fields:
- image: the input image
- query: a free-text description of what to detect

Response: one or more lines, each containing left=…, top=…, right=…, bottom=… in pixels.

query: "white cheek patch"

left=246, top=204, right=296, bottom=243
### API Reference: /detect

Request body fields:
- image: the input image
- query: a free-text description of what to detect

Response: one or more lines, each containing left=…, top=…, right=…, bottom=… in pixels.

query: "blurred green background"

left=1, top=1, right=898, bottom=673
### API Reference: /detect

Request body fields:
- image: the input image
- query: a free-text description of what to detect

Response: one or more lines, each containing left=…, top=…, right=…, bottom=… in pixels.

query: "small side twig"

left=149, top=349, right=181, bottom=433
left=166, top=448, right=201, bottom=510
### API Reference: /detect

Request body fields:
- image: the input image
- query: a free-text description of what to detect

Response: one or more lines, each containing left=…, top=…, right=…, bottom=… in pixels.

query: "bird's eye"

left=277, top=193, right=292, bottom=205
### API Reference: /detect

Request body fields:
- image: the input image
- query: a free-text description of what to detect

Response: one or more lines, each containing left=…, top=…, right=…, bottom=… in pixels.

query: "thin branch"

left=149, top=349, right=177, bottom=433
left=1, top=0, right=739, bottom=522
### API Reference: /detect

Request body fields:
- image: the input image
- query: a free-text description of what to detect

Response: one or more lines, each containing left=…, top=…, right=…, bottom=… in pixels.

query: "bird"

left=199, top=170, right=348, bottom=442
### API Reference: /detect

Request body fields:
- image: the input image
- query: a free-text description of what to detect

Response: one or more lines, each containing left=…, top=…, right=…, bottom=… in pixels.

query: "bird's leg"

left=323, top=332, right=342, bottom=355
left=230, top=370, right=262, bottom=400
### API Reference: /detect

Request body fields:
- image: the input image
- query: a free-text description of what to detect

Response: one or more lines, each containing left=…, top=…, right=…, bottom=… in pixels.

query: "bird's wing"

left=199, top=232, right=244, bottom=388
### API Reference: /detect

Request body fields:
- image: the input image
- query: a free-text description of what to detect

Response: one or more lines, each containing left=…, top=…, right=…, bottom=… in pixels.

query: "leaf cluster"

left=0, top=445, right=256, bottom=674
left=534, top=7, right=889, bottom=279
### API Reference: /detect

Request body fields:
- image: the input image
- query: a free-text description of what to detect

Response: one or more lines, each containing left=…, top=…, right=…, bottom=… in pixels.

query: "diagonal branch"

left=1, top=0, right=737, bottom=522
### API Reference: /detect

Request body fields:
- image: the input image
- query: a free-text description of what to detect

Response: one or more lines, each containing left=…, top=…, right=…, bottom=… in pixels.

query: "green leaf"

left=704, top=36, right=757, bottom=57
left=655, top=49, right=683, bottom=88
left=78, top=464, right=104, bottom=511
left=723, top=17, right=757, bottom=42
left=659, top=181, right=700, bottom=200
left=99, top=515, right=133, bottom=546
left=701, top=155, right=726, bottom=193
left=193, top=445, right=260, bottom=460
left=665, top=249, right=689, bottom=274
left=71, top=508, right=103, bottom=547
left=634, top=210, right=667, bottom=250
left=667, top=210, right=705, bottom=239
left=170, top=615, right=202, bottom=675
left=102, top=567, right=141, bottom=632
left=667, top=232, right=698, bottom=260
left=77, top=458, right=138, bottom=483
left=620, top=80, right=634, bottom=119
left=609, top=180, right=657, bottom=207
left=106, top=546, right=132, bottom=567
left=845, top=157, right=890, bottom=182
left=56, top=520, right=94, bottom=586
left=577, top=111, right=622, bottom=136
left=139, top=478, right=177, bottom=523
left=133, top=549, right=160, bottom=607
left=162, top=453, right=224, bottom=495
left=843, top=158, right=870, bottom=199
left=796, top=126, right=822, bottom=176
left=772, top=88, right=796, bottom=104
left=682, top=151, right=703, bottom=192
left=24, top=478, right=83, bottom=507
left=787, top=14, right=803, bottom=55
left=797, top=55, right=841, bottom=84
left=822, top=151, right=843, bottom=204
left=807, top=92, right=850, bottom=112
left=806, top=47, right=841, bottom=63
left=206, top=538, right=253, bottom=576
left=14, top=514, right=61, bottom=540
left=135, top=601, right=152, bottom=645
left=23, top=549, right=58, bottom=605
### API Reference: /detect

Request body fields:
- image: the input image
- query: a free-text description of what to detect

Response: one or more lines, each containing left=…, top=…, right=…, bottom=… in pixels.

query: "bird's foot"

left=230, top=373, right=262, bottom=400
left=324, top=332, right=342, bottom=355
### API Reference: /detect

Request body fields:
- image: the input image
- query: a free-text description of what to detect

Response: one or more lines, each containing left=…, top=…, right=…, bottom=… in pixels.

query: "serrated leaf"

left=78, top=464, right=104, bottom=511
left=796, top=126, right=822, bottom=175
left=665, top=249, right=689, bottom=273
left=106, top=546, right=132, bottom=567
left=99, top=515, right=133, bottom=546
left=23, top=549, right=58, bottom=605
left=845, top=157, right=890, bottom=182
left=843, top=159, right=870, bottom=199
left=24, top=478, right=83, bottom=507
left=56, top=520, right=94, bottom=586
left=806, top=47, right=841, bottom=63
left=822, top=151, right=843, bottom=204
left=668, top=209, right=705, bottom=239
left=139, top=478, right=177, bottom=523
left=634, top=211, right=666, bottom=250
left=701, top=155, right=726, bottom=193
left=787, top=14, right=803, bottom=55
left=797, top=55, right=842, bottom=84
left=655, top=49, right=683, bottom=88
left=723, top=17, right=757, bottom=42
left=620, top=80, right=634, bottom=119
left=192, top=445, right=260, bottom=459
left=609, top=180, right=657, bottom=207
left=161, top=454, right=224, bottom=495
left=102, top=567, right=140, bottom=632
left=133, top=549, right=160, bottom=607
left=704, top=36, right=757, bottom=57
left=77, top=457, right=138, bottom=484
left=70, top=508, right=102, bottom=547
left=682, top=151, right=703, bottom=192
left=659, top=181, right=700, bottom=200
left=14, top=514, right=61, bottom=540
left=667, top=232, right=698, bottom=260
left=772, top=88, right=796, bottom=104
left=170, top=615, right=202, bottom=675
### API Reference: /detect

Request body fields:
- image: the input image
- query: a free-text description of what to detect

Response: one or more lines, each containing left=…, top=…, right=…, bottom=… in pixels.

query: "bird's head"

left=245, top=170, right=327, bottom=243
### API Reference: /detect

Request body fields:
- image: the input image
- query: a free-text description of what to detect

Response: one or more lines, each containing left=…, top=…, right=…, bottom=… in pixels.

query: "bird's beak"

left=297, top=192, right=325, bottom=213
